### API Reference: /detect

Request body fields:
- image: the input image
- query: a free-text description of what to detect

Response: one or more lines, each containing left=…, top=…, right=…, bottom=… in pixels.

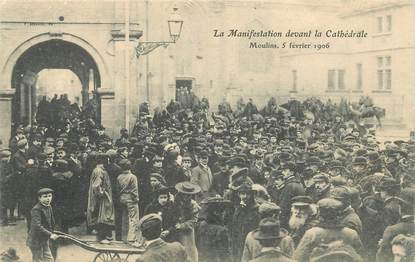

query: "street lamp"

left=136, top=7, right=183, bottom=57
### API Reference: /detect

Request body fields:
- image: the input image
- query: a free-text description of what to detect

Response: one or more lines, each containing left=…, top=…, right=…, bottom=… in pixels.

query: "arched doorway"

left=11, top=39, right=101, bottom=127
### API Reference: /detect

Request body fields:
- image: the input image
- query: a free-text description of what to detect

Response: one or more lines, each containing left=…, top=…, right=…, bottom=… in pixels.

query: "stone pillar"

left=111, top=26, right=142, bottom=133
left=0, top=89, right=16, bottom=146
left=95, top=88, right=116, bottom=139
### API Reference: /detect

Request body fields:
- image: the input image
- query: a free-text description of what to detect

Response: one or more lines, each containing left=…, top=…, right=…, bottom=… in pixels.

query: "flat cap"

left=44, top=146, right=55, bottom=155
left=258, top=202, right=281, bottom=215
left=313, top=173, right=330, bottom=183
left=139, top=213, right=162, bottom=231
left=291, top=196, right=313, bottom=207
left=330, top=186, right=351, bottom=202
left=55, top=159, right=68, bottom=166
left=118, top=159, right=131, bottom=170
left=352, top=156, right=367, bottom=165
left=37, top=188, right=54, bottom=196
left=17, top=139, right=28, bottom=148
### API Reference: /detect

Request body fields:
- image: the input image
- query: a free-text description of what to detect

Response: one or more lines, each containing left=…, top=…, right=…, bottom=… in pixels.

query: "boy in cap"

left=135, top=214, right=190, bottom=262
left=27, top=188, right=59, bottom=262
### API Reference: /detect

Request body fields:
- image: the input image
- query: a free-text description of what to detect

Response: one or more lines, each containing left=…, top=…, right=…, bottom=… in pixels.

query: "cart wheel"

left=93, top=252, right=121, bottom=262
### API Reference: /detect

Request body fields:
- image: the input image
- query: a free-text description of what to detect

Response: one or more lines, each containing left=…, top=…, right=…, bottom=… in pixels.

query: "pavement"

left=0, top=220, right=139, bottom=262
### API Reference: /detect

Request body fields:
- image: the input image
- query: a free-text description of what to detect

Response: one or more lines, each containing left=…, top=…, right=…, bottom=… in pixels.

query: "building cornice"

left=340, top=0, right=414, bottom=18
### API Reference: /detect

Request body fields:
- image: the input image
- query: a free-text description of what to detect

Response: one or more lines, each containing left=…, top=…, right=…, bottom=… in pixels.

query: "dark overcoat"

left=27, top=203, right=55, bottom=249
left=196, top=220, right=231, bottom=262
left=231, top=203, right=260, bottom=262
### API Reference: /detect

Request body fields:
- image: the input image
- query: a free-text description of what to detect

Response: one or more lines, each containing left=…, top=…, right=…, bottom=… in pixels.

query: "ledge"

left=0, top=89, right=16, bottom=99
left=372, top=89, right=392, bottom=94
left=372, top=32, right=392, bottom=38
left=111, top=29, right=143, bottom=41
left=95, top=88, right=115, bottom=98
left=325, top=89, right=349, bottom=93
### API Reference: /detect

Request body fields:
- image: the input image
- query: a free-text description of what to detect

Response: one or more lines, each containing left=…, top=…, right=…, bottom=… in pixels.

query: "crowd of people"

left=0, top=93, right=414, bottom=262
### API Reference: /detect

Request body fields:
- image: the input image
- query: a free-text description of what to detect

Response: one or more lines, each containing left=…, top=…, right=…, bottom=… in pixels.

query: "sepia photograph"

left=0, top=0, right=414, bottom=261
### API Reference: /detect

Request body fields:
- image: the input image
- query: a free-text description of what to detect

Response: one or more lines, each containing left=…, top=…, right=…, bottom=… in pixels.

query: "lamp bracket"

left=136, top=41, right=174, bottom=58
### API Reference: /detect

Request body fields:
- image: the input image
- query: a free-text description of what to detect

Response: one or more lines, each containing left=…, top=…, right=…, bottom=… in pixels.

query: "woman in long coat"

left=87, top=153, right=115, bottom=243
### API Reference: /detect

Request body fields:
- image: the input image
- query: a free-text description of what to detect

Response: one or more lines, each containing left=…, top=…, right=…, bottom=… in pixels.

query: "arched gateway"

left=0, top=32, right=112, bottom=142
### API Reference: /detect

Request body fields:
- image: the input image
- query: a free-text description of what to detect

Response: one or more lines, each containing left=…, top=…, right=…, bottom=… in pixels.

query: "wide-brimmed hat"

left=253, top=218, right=282, bottom=240
left=175, top=181, right=201, bottom=195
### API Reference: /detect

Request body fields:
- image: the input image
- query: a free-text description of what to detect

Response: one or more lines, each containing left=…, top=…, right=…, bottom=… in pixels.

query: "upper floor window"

left=377, top=56, right=391, bottom=90
left=327, top=69, right=346, bottom=91
left=376, top=15, right=392, bottom=33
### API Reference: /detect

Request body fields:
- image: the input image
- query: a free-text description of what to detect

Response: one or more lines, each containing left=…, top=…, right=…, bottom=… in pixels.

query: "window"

left=327, top=69, right=346, bottom=91
left=376, top=15, right=392, bottom=33
left=338, top=70, right=345, bottom=90
left=328, top=70, right=335, bottom=90
left=377, top=56, right=391, bottom=90
left=386, top=15, right=392, bottom=32
left=356, top=64, right=362, bottom=90
left=292, top=70, right=297, bottom=91
left=377, top=17, right=383, bottom=33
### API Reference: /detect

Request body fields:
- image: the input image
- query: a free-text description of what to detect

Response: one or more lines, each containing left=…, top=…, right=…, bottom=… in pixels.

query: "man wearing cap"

left=115, top=128, right=129, bottom=147
left=9, top=128, right=25, bottom=154
left=136, top=214, right=190, bottom=262
left=231, top=181, right=260, bottom=262
left=293, top=198, right=364, bottom=262
left=350, top=156, right=369, bottom=185
left=349, top=187, right=382, bottom=261
left=197, top=197, right=231, bottom=262
left=209, top=159, right=233, bottom=197
left=11, top=138, right=29, bottom=220
left=278, top=162, right=305, bottom=229
left=28, top=135, right=43, bottom=160
left=377, top=188, right=415, bottom=262
left=330, top=186, right=362, bottom=235
left=163, top=147, right=187, bottom=187
left=378, top=177, right=402, bottom=228
left=310, top=173, right=331, bottom=202
left=242, top=202, right=295, bottom=262
left=51, top=159, right=74, bottom=233
left=248, top=150, right=267, bottom=185
left=191, top=151, right=213, bottom=203
left=249, top=218, right=295, bottom=262
left=27, top=188, right=59, bottom=262
left=0, top=149, right=16, bottom=226
left=288, top=196, right=318, bottom=247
